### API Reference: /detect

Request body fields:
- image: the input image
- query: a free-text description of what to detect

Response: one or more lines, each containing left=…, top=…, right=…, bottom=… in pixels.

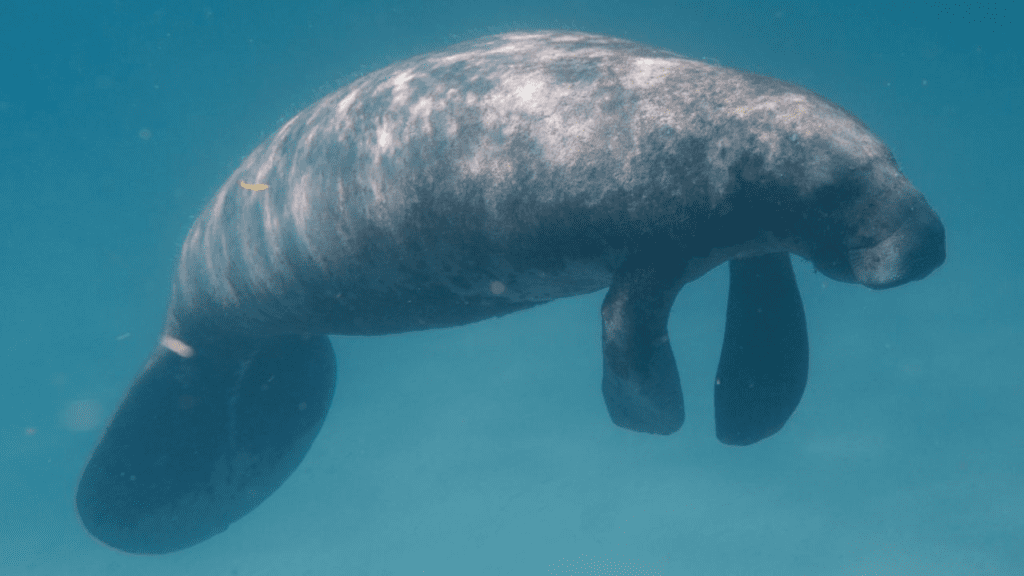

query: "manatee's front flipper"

left=716, top=253, right=808, bottom=445
left=601, top=264, right=686, bottom=435
left=76, top=333, right=336, bottom=554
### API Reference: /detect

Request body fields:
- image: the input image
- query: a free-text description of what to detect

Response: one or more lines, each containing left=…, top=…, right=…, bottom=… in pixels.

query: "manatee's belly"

left=296, top=250, right=616, bottom=335
left=174, top=212, right=619, bottom=337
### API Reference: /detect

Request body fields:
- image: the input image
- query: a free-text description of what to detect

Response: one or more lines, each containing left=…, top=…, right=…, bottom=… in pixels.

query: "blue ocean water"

left=1, top=1, right=1020, bottom=574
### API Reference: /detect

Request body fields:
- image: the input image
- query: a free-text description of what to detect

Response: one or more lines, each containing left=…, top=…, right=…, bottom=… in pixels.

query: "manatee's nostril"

left=898, top=205, right=946, bottom=284
left=916, top=210, right=946, bottom=273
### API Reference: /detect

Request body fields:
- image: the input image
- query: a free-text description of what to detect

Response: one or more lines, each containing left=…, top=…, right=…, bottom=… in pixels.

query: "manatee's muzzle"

left=848, top=203, right=946, bottom=289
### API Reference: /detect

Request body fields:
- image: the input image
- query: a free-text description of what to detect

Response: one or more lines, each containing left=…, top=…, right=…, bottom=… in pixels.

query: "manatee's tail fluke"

left=715, top=254, right=808, bottom=446
left=76, top=333, right=336, bottom=554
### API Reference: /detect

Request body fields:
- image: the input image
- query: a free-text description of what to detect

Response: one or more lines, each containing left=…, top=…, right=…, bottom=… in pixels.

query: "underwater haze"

left=1, top=1, right=1020, bottom=574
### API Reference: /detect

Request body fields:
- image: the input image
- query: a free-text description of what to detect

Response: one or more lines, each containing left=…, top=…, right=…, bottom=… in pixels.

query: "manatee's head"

left=841, top=181, right=945, bottom=289
left=745, top=90, right=946, bottom=290
left=788, top=159, right=946, bottom=290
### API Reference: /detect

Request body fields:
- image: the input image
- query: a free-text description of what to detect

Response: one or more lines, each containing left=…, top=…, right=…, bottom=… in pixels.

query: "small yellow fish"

left=239, top=180, right=269, bottom=191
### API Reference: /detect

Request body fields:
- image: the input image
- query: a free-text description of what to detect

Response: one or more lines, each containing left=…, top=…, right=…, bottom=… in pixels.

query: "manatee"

left=76, top=30, right=945, bottom=553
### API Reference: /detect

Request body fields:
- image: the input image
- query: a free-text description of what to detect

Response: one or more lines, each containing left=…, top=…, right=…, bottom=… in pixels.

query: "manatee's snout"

left=849, top=203, right=945, bottom=289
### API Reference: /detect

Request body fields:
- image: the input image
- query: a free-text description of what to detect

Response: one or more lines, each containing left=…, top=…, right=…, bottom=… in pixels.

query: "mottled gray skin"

left=77, top=31, right=944, bottom=554
left=168, top=30, right=940, bottom=345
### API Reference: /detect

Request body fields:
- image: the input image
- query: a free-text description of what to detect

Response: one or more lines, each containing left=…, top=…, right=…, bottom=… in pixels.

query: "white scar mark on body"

left=161, top=335, right=195, bottom=358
